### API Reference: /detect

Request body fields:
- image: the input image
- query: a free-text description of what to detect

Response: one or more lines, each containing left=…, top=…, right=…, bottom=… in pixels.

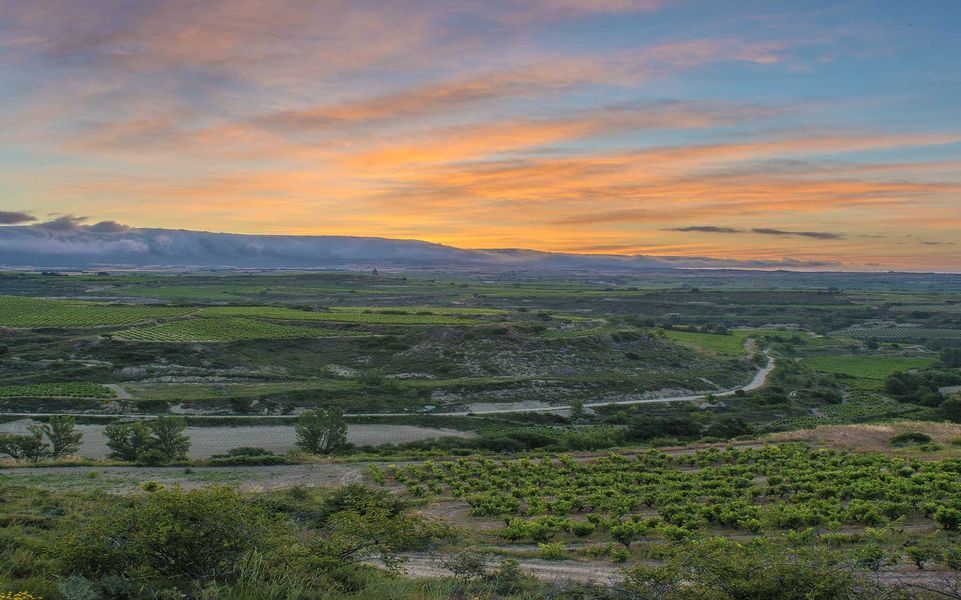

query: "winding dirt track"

left=0, top=353, right=774, bottom=419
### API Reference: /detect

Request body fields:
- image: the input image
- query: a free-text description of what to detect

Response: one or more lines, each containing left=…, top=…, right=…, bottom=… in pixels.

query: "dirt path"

left=374, top=552, right=622, bottom=584
left=104, top=383, right=131, bottom=399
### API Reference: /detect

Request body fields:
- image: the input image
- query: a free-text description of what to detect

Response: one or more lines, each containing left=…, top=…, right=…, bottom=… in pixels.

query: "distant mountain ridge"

left=0, top=225, right=836, bottom=271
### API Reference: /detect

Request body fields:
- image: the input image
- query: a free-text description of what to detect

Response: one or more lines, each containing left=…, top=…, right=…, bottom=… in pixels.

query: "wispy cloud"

left=750, top=228, right=844, bottom=240
left=0, top=0, right=958, bottom=270
left=669, top=226, right=844, bottom=240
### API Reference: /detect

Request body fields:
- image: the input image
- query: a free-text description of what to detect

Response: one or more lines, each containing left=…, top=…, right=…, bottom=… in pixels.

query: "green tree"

left=104, top=421, right=153, bottom=462
left=42, top=415, right=83, bottom=458
left=941, top=348, right=961, bottom=368
left=149, top=416, right=190, bottom=461
left=940, top=397, right=961, bottom=423
left=0, top=426, right=49, bottom=462
left=104, top=418, right=190, bottom=463
left=569, top=399, right=585, bottom=421
left=295, top=409, right=347, bottom=454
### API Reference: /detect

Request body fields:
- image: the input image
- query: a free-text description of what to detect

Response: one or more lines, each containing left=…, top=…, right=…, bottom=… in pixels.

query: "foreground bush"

left=623, top=537, right=883, bottom=600
left=57, top=486, right=279, bottom=583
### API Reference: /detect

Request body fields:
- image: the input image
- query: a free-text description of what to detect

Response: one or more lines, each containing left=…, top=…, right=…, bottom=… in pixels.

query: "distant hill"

left=0, top=224, right=835, bottom=271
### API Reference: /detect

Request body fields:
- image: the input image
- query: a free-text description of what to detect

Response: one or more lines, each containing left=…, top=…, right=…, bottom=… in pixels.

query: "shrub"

left=57, top=575, right=99, bottom=600
left=609, top=547, right=630, bottom=562
left=57, top=486, right=276, bottom=583
left=538, top=542, right=566, bottom=560
left=442, top=550, right=489, bottom=580
left=889, top=431, right=932, bottom=447
left=934, top=507, right=961, bottom=531
left=206, top=454, right=289, bottom=466
left=227, top=447, right=274, bottom=457
left=623, top=538, right=874, bottom=599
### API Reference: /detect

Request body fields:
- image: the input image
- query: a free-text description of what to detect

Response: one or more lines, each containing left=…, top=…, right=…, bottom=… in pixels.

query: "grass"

left=660, top=329, right=753, bottom=356
left=770, top=421, right=961, bottom=458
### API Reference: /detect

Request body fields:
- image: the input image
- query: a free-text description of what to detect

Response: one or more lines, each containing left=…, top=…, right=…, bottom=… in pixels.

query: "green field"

left=0, top=295, right=195, bottom=328
left=659, top=329, right=753, bottom=356
left=801, top=355, right=936, bottom=381
left=114, top=317, right=351, bottom=342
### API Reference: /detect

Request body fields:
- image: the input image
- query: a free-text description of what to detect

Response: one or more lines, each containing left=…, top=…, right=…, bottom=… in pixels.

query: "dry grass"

left=769, top=421, right=961, bottom=458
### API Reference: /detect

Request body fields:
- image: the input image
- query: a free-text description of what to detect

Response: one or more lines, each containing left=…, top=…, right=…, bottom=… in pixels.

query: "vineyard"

left=199, top=306, right=479, bottom=325
left=0, top=383, right=115, bottom=399
left=0, top=295, right=194, bottom=328
left=801, top=356, right=937, bottom=390
left=831, top=326, right=961, bottom=341
left=765, top=392, right=931, bottom=430
left=114, top=317, right=350, bottom=342
left=388, top=444, right=961, bottom=542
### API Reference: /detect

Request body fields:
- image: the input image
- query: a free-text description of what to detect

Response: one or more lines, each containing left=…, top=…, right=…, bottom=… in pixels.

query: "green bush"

left=889, top=431, right=932, bottom=446
left=57, top=486, right=277, bottom=583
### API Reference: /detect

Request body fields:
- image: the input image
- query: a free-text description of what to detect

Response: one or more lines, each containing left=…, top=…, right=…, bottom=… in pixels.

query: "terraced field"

left=831, top=326, right=961, bottom=340
left=0, top=383, right=116, bottom=399
left=200, top=306, right=479, bottom=325
left=115, top=317, right=350, bottom=342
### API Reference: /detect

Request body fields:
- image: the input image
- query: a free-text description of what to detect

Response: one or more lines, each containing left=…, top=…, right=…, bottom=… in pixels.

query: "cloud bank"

left=0, top=222, right=836, bottom=271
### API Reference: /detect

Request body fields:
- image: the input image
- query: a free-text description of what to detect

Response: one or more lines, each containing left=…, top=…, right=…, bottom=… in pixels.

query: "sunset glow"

left=1, top=0, right=959, bottom=270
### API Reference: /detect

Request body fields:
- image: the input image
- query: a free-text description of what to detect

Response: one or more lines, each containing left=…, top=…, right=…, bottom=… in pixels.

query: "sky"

left=0, top=0, right=959, bottom=271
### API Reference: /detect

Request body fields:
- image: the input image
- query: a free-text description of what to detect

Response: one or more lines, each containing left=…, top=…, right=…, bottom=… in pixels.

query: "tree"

left=104, top=421, right=153, bottom=462
left=0, top=418, right=83, bottom=462
left=149, top=416, right=190, bottom=461
left=569, top=399, right=585, bottom=422
left=295, top=409, right=347, bottom=454
left=940, top=397, right=961, bottom=423
left=0, top=427, right=49, bottom=462
left=104, top=418, right=190, bottom=463
left=42, top=415, right=82, bottom=458
left=941, top=348, right=961, bottom=368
